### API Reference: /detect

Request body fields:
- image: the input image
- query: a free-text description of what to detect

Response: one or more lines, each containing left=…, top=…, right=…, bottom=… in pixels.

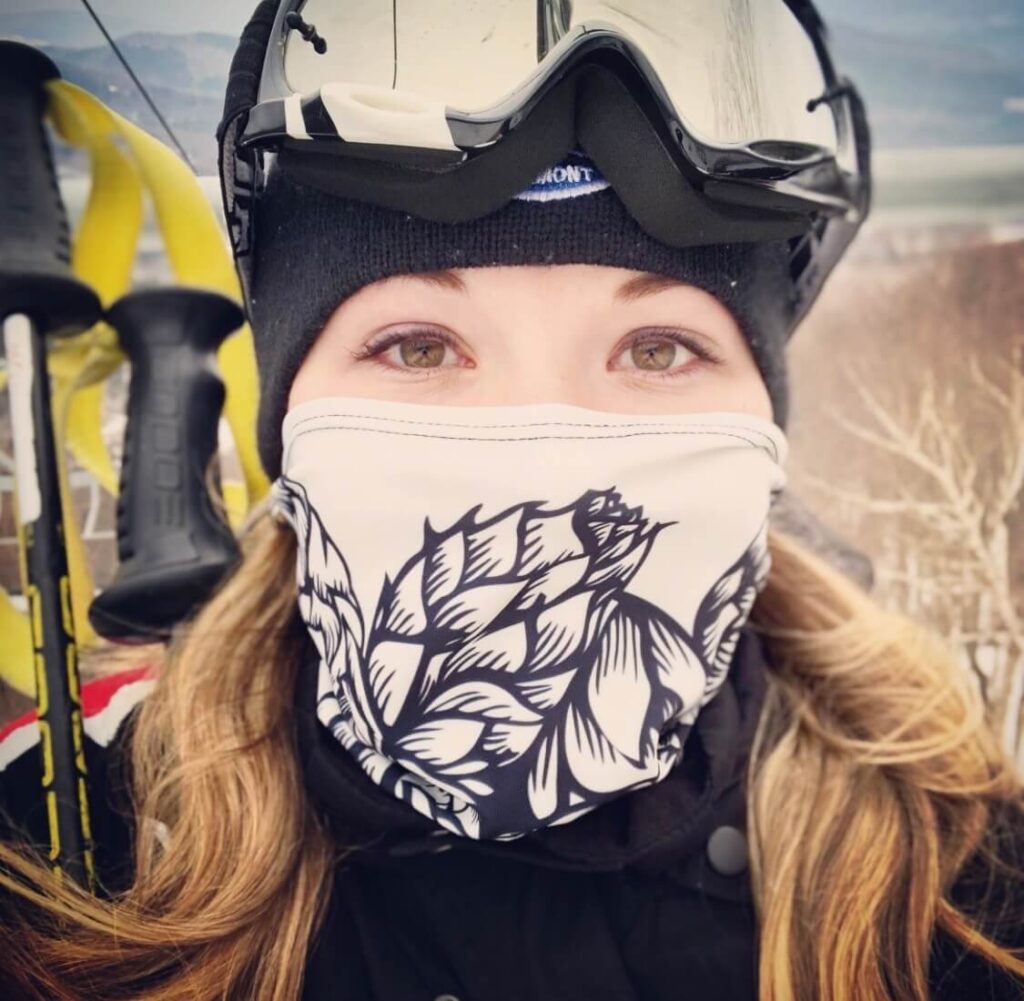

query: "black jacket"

left=2, top=631, right=1023, bottom=1000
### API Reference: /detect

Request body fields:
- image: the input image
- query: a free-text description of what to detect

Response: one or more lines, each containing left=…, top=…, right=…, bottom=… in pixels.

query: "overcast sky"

left=4, top=0, right=255, bottom=37
left=9, top=0, right=1024, bottom=45
left=6, top=0, right=1023, bottom=152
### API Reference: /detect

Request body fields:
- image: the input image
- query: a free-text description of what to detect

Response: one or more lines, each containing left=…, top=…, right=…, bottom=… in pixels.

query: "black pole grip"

left=89, top=287, right=244, bottom=641
left=0, top=41, right=99, bottom=333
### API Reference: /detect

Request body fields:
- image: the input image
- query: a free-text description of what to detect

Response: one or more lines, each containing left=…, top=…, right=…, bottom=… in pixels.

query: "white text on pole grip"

left=3, top=313, right=42, bottom=525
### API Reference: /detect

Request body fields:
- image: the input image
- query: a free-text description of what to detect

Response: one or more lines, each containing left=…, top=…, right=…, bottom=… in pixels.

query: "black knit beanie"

left=247, top=151, right=798, bottom=479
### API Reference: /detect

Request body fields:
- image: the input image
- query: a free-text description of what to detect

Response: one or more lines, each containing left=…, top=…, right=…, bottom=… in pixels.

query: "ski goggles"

left=219, top=0, right=871, bottom=326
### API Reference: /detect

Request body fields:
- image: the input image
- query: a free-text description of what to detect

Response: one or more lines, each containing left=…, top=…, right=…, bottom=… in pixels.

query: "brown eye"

left=630, top=338, right=684, bottom=371
left=399, top=336, right=447, bottom=368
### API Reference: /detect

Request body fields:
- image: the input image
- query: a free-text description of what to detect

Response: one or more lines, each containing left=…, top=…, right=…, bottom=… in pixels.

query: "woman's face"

left=287, top=264, right=772, bottom=420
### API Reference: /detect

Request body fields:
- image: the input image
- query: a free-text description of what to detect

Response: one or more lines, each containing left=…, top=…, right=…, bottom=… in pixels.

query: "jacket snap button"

left=705, top=825, right=748, bottom=876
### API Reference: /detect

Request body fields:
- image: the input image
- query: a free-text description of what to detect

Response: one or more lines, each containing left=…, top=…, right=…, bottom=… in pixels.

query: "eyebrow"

left=403, top=269, right=688, bottom=302
left=406, top=269, right=468, bottom=292
left=613, top=272, right=689, bottom=303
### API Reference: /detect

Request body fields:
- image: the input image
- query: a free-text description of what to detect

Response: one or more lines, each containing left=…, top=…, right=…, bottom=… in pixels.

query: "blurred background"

left=1, top=1, right=1022, bottom=763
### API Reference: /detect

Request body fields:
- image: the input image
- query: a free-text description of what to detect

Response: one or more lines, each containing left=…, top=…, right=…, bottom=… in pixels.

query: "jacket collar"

left=293, top=627, right=769, bottom=878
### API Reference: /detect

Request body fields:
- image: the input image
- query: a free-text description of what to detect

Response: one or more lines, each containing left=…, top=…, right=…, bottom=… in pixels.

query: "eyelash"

left=349, top=326, right=725, bottom=379
left=349, top=328, right=465, bottom=376
left=621, top=330, right=725, bottom=378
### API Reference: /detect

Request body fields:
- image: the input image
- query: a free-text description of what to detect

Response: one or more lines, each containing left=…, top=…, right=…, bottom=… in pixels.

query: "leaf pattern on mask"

left=274, top=477, right=769, bottom=840
left=694, top=519, right=771, bottom=711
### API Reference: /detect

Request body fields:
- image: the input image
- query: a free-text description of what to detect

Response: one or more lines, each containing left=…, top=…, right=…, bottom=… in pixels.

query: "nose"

left=473, top=342, right=603, bottom=409
left=477, top=371, right=598, bottom=409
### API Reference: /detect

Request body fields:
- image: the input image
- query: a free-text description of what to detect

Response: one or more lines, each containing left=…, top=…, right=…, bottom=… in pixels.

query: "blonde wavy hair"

left=2, top=513, right=1023, bottom=1000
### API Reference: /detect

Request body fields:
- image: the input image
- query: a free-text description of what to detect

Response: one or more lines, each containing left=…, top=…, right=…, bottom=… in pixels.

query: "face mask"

left=273, top=395, right=788, bottom=841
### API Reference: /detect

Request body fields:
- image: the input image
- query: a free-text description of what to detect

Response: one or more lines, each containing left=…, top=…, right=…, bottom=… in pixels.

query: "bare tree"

left=800, top=339, right=1024, bottom=767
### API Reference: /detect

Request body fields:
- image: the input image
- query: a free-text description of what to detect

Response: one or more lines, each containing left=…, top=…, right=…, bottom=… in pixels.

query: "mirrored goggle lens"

left=282, top=0, right=838, bottom=152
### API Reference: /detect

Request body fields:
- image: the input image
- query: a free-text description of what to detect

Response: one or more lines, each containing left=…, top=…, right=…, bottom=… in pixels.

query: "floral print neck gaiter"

left=273, top=395, right=788, bottom=841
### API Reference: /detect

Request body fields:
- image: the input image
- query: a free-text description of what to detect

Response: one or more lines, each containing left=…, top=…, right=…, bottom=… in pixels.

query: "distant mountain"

left=38, top=32, right=237, bottom=173
left=45, top=32, right=236, bottom=97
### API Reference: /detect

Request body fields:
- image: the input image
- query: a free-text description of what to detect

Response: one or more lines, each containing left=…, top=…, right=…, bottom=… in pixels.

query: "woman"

left=3, top=2, right=1024, bottom=999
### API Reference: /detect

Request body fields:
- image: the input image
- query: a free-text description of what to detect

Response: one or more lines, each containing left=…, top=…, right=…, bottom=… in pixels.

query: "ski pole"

left=0, top=41, right=102, bottom=890
left=89, top=287, right=243, bottom=641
